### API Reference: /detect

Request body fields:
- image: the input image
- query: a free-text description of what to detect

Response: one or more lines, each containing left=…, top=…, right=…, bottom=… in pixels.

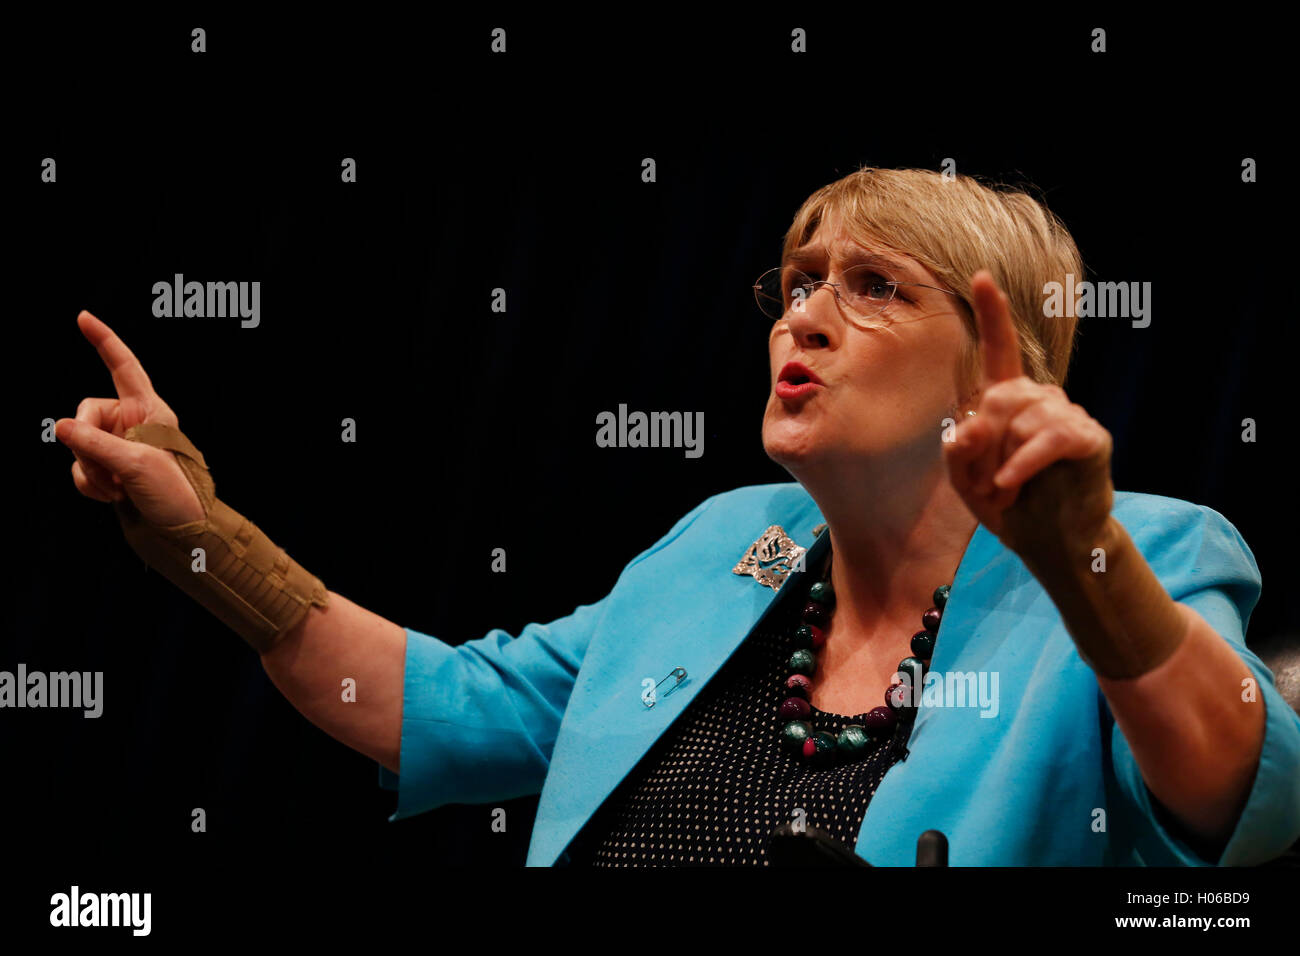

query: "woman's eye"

left=861, top=275, right=895, bottom=300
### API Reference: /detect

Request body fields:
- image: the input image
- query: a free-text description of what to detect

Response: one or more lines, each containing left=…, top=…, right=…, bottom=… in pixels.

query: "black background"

left=4, top=10, right=1295, bottom=938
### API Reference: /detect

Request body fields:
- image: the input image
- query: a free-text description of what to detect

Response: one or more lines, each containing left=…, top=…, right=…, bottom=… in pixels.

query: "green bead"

left=897, top=656, right=926, bottom=681
left=781, top=720, right=813, bottom=752
left=808, top=580, right=835, bottom=605
left=789, top=649, right=817, bottom=676
left=837, top=725, right=871, bottom=757
left=933, top=584, right=951, bottom=609
left=911, top=630, right=936, bottom=659
left=809, top=731, right=838, bottom=766
left=792, top=624, right=817, bottom=649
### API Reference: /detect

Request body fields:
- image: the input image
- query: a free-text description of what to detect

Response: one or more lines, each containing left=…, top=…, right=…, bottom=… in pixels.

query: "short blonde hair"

left=781, top=167, right=1084, bottom=390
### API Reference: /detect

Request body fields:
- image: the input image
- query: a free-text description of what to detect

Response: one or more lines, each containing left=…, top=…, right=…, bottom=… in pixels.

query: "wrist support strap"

left=113, top=422, right=329, bottom=654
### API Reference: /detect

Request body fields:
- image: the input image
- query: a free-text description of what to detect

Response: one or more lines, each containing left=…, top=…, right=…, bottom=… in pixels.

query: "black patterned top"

left=564, top=564, right=907, bottom=866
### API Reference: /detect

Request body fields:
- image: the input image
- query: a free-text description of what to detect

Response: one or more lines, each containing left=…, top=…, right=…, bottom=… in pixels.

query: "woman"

left=55, top=167, right=1300, bottom=866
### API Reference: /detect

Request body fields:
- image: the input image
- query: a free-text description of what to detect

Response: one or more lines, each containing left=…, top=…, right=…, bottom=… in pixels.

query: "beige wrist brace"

left=113, top=422, right=329, bottom=654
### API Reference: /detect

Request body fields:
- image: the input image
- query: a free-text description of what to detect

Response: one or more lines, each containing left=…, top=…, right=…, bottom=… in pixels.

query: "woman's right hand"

left=56, top=310, right=206, bottom=527
left=57, top=312, right=407, bottom=775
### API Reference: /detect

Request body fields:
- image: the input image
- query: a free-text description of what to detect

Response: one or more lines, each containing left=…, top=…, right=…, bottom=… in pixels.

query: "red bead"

left=808, top=624, right=827, bottom=649
left=886, top=682, right=912, bottom=710
left=779, top=697, right=812, bottom=720
left=922, top=607, right=942, bottom=632
left=785, top=673, right=813, bottom=698
left=802, top=601, right=831, bottom=628
left=864, top=706, right=897, bottom=734
left=802, top=738, right=817, bottom=758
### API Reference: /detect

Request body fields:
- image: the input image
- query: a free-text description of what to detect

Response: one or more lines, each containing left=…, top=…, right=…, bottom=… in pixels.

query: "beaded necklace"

left=778, top=548, right=950, bottom=765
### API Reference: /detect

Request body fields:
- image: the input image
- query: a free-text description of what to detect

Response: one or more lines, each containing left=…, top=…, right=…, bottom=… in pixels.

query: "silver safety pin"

left=642, top=667, right=688, bottom=707
left=658, top=667, right=687, bottom=690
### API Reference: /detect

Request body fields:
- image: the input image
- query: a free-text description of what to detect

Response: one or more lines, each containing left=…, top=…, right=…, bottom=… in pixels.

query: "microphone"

left=915, top=829, right=948, bottom=866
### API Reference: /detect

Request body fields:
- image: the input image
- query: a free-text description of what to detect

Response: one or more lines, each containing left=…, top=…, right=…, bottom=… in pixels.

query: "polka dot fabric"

left=567, top=570, right=903, bottom=866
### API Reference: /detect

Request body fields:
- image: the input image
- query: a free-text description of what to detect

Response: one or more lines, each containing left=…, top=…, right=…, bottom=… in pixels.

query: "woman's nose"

left=783, top=286, right=839, bottom=348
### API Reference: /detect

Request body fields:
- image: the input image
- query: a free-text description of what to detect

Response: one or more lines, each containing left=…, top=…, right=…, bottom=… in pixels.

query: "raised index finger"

left=971, top=270, right=1025, bottom=384
left=77, top=310, right=156, bottom=400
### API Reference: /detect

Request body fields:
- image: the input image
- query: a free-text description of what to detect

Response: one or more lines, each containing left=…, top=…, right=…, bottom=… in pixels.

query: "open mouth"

left=776, top=362, right=824, bottom=399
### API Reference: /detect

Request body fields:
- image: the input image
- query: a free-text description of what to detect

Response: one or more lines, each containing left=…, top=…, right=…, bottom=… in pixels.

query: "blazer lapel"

left=851, top=521, right=1034, bottom=865
left=527, top=497, right=828, bottom=866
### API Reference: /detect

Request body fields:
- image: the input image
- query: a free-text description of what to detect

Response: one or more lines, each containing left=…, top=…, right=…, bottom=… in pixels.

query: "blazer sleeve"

left=1104, top=504, right=1300, bottom=865
left=378, top=494, right=717, bottom=821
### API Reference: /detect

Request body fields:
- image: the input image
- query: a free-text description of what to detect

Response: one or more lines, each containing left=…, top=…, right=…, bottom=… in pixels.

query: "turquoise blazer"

left=378, top=483, right=1300, bottom=866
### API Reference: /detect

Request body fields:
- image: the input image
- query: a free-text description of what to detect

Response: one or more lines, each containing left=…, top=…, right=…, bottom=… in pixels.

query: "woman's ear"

left=954, top=389, right=982, bottom=419
left=956, top=340, right=984, bottom=414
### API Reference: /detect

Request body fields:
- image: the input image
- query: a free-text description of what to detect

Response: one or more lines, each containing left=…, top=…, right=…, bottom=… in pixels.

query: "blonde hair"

left=781, top=167, right=1084, bottom=390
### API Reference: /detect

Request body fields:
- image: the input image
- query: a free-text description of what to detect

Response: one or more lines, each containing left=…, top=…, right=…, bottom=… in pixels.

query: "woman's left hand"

left=944, top=270, right=1115, bottom=564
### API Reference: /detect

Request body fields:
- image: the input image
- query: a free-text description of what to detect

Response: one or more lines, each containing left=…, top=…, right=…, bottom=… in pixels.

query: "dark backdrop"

left=4, top=9, right=1294, bottom=934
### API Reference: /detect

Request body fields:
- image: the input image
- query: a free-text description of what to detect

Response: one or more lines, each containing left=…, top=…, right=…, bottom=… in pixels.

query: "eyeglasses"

left=753, top=263, right=964, bottom=323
